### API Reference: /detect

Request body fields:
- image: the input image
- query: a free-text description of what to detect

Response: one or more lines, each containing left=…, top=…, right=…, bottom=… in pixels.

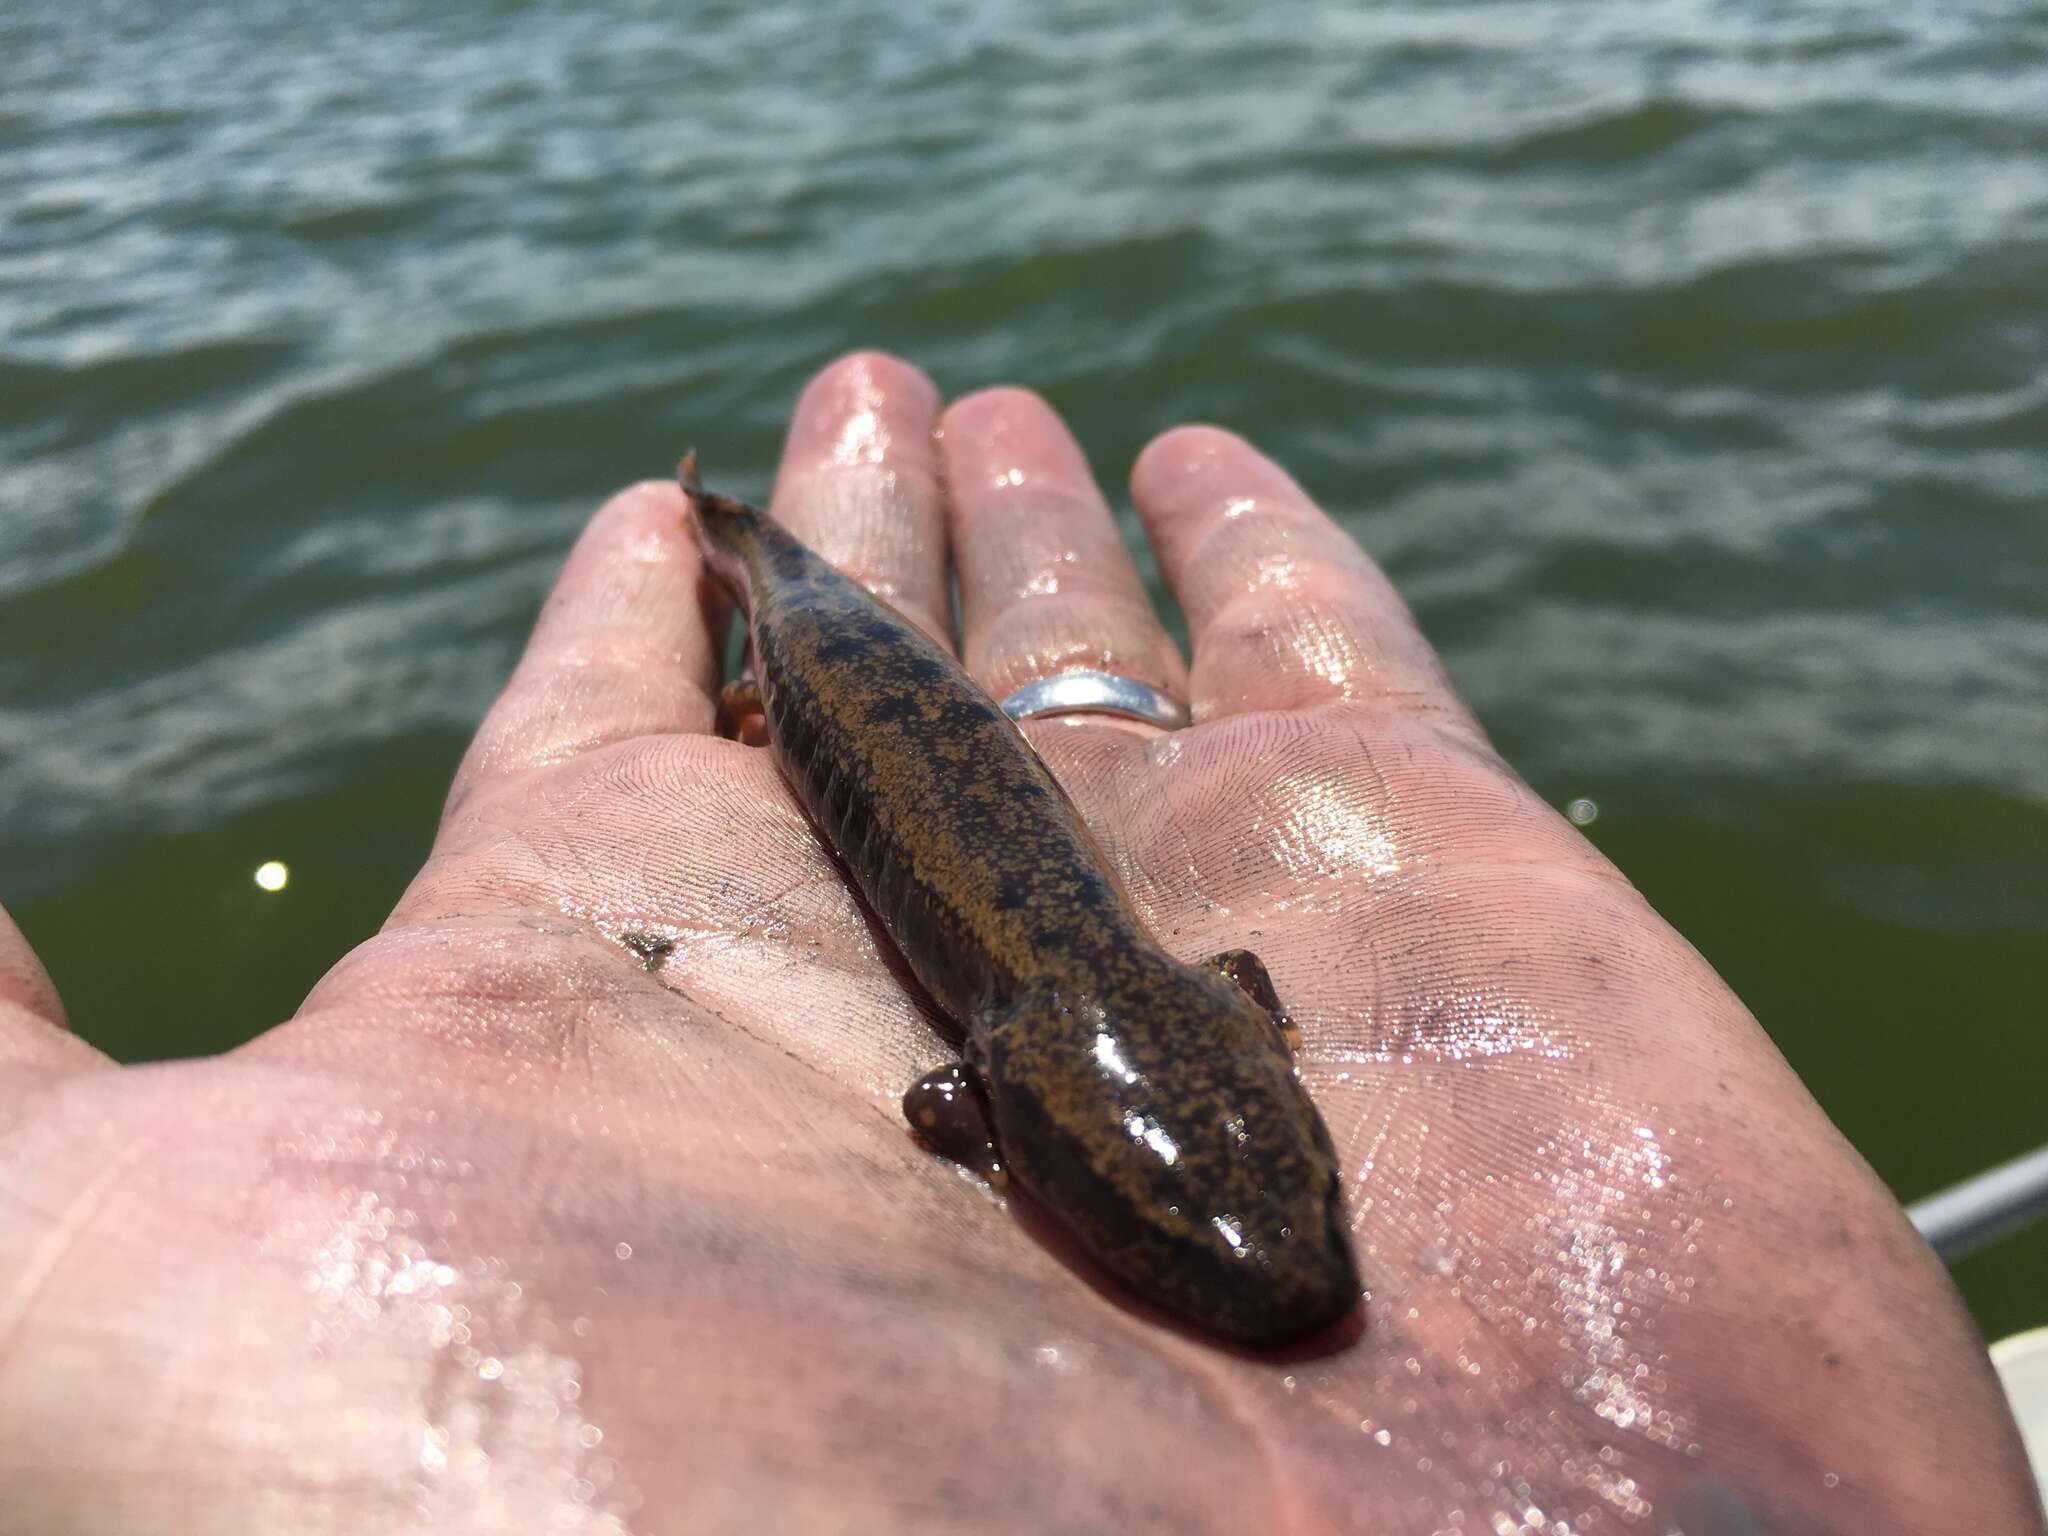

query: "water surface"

left=3, top=0, right=2044, bottom=1335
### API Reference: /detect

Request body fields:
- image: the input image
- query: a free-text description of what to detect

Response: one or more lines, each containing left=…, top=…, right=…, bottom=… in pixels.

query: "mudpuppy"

left=681, top=456, right=1360, bottom=1346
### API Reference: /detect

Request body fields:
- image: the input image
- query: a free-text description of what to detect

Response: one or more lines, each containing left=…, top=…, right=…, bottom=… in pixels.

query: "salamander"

left=681, top=456, right=1360, bottom=1347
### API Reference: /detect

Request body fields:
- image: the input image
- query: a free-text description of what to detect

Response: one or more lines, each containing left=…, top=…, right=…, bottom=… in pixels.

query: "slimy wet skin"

left=681, top=458, right=1360, bottom=1347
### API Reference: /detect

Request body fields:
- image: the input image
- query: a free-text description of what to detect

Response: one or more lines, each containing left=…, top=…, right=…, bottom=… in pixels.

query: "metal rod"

left=1908, top=1142, right=2048, bottom=1262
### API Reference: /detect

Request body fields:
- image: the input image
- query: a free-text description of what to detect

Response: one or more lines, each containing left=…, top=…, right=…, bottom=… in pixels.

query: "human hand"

left=0, top=352, right=2036, bottom=1535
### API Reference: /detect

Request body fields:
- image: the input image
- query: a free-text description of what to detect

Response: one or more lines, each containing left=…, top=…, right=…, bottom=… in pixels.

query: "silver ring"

left=999, top=669, right=1190, bottom=730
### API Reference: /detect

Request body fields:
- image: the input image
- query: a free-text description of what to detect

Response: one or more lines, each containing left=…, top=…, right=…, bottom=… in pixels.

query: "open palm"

left=1, top=353, right=2035, bottom=1535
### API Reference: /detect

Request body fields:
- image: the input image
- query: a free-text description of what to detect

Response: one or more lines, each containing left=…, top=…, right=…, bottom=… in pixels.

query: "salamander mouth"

left=1152, top=1214, right=1362, bottom=1349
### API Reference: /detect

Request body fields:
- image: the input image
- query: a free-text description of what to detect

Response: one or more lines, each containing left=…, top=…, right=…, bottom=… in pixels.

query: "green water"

left=2, top=1, right=2043, bottom=1338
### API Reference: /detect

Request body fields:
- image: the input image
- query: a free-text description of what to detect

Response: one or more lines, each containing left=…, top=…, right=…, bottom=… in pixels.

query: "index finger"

left=437, top=480, right=725, bottom=823
left=0, top=905, right=107, bottom=1074
left=1130, top=426, right=1485, bottom=741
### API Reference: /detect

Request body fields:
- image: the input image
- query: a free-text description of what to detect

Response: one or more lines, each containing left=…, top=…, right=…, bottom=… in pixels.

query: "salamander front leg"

left=1205, top=948, right=1302, bottom=1052
left=903, top=1063, right=1008, bottom=1187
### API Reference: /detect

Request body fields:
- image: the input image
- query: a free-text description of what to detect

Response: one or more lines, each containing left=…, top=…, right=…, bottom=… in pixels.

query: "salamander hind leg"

left=903, top=1063, right=1008, bottom=1187
left=717, top=674, right=769, bottom=746
left=1205, top=948, right=1302, bottom=1052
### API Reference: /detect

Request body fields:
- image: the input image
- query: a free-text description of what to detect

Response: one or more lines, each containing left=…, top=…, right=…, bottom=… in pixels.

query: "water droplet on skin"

left=613, top=1242, right=633, bottom=1260
left=1417, top=1242, right=1458, bottom=1277
left=286, top=1172, right=634, bottom=1528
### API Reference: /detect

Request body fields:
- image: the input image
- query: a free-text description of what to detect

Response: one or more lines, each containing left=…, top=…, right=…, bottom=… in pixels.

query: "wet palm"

left=0, top=354, right=2036, bottom=1535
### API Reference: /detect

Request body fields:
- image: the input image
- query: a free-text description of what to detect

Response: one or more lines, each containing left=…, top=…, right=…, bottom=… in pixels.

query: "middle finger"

left=769, top=351, right=952, bottom=648
left=940, top=387, right=1187, bottom=708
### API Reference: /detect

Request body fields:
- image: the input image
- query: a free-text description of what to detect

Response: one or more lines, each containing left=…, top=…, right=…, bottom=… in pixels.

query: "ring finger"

left=940, top=388, right=1186, bottom=718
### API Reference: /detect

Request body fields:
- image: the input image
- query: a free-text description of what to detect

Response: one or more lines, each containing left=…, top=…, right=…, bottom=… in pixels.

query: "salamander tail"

left=677, top=450, right=769, bottom=599
left=676, top=452, right=759, bottom=527
left=675, top=450, right=765, bottom=536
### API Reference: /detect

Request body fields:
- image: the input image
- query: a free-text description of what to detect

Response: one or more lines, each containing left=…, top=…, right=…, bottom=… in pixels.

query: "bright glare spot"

left=1566, top=797, right=1599, bottom=826
left=1121, top=1112, right=1180, bottom=1166
left=1093, top=1031, right=1139, bottom=1084
left=831, top=406, right=886, bottom=466
left=254, top=859, right=290, bottom=892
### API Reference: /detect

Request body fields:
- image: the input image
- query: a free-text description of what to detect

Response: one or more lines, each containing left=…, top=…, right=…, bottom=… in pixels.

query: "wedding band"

left=999, top=669, right=1190, bottom=730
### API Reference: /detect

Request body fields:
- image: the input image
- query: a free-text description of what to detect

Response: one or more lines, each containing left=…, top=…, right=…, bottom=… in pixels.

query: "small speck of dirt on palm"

left=621, top=932, right=674, bottom=970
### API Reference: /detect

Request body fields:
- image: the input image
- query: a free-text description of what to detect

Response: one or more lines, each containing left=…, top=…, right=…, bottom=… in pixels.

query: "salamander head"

left=984, top=963, right=1360, bottom=1348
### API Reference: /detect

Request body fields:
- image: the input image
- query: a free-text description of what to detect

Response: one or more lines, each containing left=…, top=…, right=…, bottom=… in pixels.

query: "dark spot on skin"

left=1820, top=1350, right=1841, bottom=1368
left=862, top=691, right=927, bottom=726
left=621, top=931, right=674, bottom=971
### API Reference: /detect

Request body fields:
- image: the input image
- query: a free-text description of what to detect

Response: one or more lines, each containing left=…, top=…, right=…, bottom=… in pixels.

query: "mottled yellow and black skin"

left=681, top=461, right=1360, bottom=1347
